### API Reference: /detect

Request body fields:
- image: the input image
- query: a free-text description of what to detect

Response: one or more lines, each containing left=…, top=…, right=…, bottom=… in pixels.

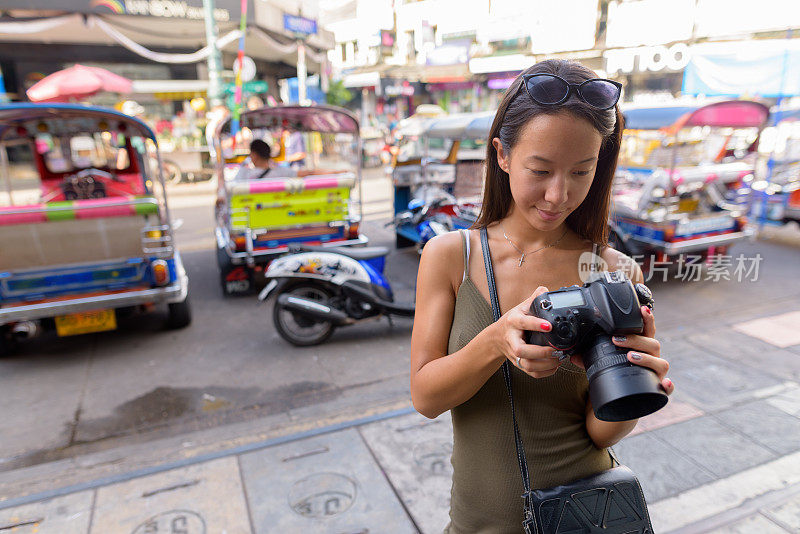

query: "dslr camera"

left=525, top=271, right=668, bottom=422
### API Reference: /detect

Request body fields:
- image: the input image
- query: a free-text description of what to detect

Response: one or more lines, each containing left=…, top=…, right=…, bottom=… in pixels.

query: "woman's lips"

left=536, top=208, right=563, bottom=221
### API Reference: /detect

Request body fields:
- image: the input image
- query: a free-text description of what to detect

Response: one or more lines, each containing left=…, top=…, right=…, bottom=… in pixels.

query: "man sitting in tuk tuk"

left=233, top=139, right=298, bottom=181
left=234, top=138, right=347, bottom=181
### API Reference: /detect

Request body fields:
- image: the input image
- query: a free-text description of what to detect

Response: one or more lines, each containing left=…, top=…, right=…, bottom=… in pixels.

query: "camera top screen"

left=549, top=290, right=586, bottom=309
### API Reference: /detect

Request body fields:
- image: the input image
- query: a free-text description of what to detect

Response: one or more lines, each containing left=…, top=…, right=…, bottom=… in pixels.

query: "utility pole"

left=203, top=0, right=224, bottom=108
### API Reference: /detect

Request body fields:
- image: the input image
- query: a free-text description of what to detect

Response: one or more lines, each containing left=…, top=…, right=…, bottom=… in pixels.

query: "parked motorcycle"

left=392, top=193, right=457, bottom=251
left=258, top=244, right=415, bottom=346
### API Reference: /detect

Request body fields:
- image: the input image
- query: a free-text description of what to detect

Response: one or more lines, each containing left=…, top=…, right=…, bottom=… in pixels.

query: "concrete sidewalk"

left=2, top=310, right=800, bottom=533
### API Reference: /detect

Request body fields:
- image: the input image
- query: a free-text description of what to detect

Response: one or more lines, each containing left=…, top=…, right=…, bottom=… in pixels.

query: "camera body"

left=525, top=271, right=667, bottom=422
left=524, top=270, right=652, bottom=354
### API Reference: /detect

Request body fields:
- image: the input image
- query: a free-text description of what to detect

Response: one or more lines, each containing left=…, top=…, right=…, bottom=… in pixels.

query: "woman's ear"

left=492, top=137, right=509, bottom=173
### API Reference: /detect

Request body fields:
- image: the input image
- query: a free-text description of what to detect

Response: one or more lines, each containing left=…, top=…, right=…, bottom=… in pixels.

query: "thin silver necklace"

left=500, top=223, right=568, bottom=267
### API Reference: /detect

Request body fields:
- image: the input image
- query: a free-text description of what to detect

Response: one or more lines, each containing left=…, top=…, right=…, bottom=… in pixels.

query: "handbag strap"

left=480, top=226, right=533, bottom=495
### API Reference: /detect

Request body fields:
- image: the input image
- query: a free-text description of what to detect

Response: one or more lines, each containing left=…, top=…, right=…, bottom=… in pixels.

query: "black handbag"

left=479, top=227, right=654, bottom=534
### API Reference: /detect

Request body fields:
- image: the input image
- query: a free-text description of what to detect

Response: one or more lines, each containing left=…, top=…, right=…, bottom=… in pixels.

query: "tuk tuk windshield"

left=1, top=133, right=157, bottom=207
left=620, top=126, right=760, bottom=169
left=221, top=126, right=358, bottom=182
left=37, top=132, right=133, bottom=174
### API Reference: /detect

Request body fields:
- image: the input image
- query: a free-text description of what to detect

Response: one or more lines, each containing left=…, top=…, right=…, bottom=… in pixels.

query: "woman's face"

left=494, top=111, right=603, bottom=231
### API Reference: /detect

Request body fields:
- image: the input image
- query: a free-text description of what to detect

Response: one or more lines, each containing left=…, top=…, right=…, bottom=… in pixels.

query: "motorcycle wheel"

left=273, top=284, right=336, bottom=346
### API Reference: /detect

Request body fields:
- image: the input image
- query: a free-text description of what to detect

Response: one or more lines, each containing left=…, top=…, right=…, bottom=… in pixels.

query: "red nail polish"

left=665, top=378, right=672, bottom=388
left=541, top=322, right=551, bottom=332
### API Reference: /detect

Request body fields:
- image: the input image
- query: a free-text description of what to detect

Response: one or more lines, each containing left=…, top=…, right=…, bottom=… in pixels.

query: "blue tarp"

left=683, top=40, right=800, bottom=98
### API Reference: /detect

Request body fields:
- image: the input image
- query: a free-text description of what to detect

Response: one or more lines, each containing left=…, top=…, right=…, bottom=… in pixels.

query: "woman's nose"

left=544, top=176, right=568, bottom=206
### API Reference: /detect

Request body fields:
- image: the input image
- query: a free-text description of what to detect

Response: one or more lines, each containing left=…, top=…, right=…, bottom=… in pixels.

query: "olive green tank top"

left=444, top=229, right=612, bottom=534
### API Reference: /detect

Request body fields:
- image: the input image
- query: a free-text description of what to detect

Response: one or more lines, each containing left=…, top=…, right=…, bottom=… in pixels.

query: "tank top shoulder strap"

left=459, top=229, right=471, bottom=283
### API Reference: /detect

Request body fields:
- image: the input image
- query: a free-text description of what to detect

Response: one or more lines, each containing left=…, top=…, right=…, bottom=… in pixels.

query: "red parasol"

left=26, top=64, right=133, bottom=103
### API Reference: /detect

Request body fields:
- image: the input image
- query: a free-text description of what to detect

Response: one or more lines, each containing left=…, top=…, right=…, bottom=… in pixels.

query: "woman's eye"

left=573, top=170, right=592, bottom=177
left=527, top=169, right=549, bottom=176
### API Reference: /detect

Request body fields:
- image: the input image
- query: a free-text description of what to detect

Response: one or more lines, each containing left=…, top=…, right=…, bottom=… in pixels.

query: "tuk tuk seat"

left=225, top=173, right=356, bottom=232
left=0, top=196, right=160, bottom=271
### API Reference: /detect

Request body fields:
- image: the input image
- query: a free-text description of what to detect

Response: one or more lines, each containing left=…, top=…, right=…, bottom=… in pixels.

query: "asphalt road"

left=1, top=168, right=799, bottom=479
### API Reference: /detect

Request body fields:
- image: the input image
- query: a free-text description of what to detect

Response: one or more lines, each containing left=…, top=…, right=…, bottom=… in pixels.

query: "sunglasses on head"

left=522, top=73, right=622, bottom=110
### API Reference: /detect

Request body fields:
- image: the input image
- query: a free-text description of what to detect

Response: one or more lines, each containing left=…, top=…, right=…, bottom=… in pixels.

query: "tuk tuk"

left=0, top=103, right=190, bottom=354
left=213, top=105, right=368, bottom=296
left=392, top=111, right=493, bottom=247
left=610, top=100, right=769, bottom=266
left=749, top=106, right=800, bottom=226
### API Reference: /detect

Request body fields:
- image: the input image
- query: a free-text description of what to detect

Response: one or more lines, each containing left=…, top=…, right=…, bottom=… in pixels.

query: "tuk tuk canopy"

left=622, top=100, right=770, bottom=132
left=219, top=104, right=359, bottom=136
left=424, top=111, right=495, bottom=140
left=0, top=103, right=156, bottom=141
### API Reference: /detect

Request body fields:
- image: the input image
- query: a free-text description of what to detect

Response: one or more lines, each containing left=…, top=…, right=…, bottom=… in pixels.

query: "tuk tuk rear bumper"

left=215, top=226, right=369, bottom=266
left=629, top=228, right=754, bottom=255
left=0, top=255, right=189, bottom=325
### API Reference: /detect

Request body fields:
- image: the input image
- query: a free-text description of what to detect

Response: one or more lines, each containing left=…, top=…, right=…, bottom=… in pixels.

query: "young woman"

left=410, top=59, right=674, bottom=533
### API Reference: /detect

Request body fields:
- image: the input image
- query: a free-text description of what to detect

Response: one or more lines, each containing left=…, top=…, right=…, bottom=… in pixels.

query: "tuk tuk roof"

left=0, top=103, right=156, bottom=142
left=623, top=100, right=770, bottom=131
left=229, top=104, right=359, bottom=135
left=424, top=111, right=495, bottom=139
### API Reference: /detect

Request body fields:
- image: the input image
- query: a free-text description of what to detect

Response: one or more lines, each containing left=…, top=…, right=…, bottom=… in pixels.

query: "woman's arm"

left=411, top=232, right=558, bottom=419
left=410, top=233, right=504, bottom=418
left=583, top=250, right=674, bottom=448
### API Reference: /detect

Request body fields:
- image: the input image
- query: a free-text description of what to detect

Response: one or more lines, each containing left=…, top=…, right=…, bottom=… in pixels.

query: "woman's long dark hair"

left=474, top=59, right=624, bottom=245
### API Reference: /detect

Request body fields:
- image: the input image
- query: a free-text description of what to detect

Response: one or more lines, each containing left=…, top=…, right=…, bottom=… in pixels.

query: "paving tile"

left=359, top=411, right=453, bottom=534
left=665, top=353, right=780, bottom=411
left=765, top=384, right=800, bottom=417
left=763, top=490, right=800, bottom=531
left=91, top=457, right=250, bottom=533
left=651, top=416, right=776, bottom=478
left=628, top=399, right=704, bottom=437
left=239, top=428, right=416, bottom=534
left=0, top=491, right=93, bottom=534
left=715, top=400, right=800, bottom=456
left=705, top=513, right=790, bottom=533
left=733, top=311, right=800, bottom=348
left=611, top=432, right=715, bottom=502
left=688, top=329, right=800, bottom=381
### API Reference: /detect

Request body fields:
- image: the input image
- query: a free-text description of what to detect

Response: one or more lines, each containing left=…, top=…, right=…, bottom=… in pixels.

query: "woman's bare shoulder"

left=599, top=245, right=644, bottom=284
left=419, top=231, right=467, bottom=289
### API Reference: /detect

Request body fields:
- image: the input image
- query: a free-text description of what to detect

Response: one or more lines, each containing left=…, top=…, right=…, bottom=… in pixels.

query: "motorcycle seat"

left=290, top=244, right=390, bottom=260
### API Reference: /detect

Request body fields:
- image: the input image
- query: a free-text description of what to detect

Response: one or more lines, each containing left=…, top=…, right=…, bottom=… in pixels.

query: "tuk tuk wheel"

left=396, top=232, right=416, bottom=249
left=166, top=297, right=192, bottom=329
left=273, top=284, right=335, bottom=346
left=0, top=328, right=15, bottom=358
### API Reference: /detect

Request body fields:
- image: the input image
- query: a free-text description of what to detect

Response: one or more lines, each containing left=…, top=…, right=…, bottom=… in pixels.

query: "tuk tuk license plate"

left=55, top=309, right=117, bottom=337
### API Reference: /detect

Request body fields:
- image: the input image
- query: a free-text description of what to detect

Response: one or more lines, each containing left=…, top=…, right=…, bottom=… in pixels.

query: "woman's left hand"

left=569, top=306, right=674, bottom=395
left=608, top=305, right=674, bottom=395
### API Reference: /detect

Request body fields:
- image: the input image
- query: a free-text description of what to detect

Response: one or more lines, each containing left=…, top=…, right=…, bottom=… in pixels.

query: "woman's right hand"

left=493, top=286, right=561, bottom=379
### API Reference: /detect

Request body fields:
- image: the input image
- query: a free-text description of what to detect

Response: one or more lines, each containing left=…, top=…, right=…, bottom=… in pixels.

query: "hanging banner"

left=683, top=40, right=800, bottom=97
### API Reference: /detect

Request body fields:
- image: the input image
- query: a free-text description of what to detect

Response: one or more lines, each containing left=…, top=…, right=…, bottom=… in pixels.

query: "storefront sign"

left=384, top=85, right=414, bottom=97
left=604, top=43, right=691, bottom=74
left=283, top=14, right=317, bottom=36
left=469, top=54, right=536, bottom=74
left=1, top=1, right=243, bottom=21
left=100, top=0, right=233, bottom=20
left=343, top=71, right=381, bottom=89
left=488, top=77, right=516, bottom=90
